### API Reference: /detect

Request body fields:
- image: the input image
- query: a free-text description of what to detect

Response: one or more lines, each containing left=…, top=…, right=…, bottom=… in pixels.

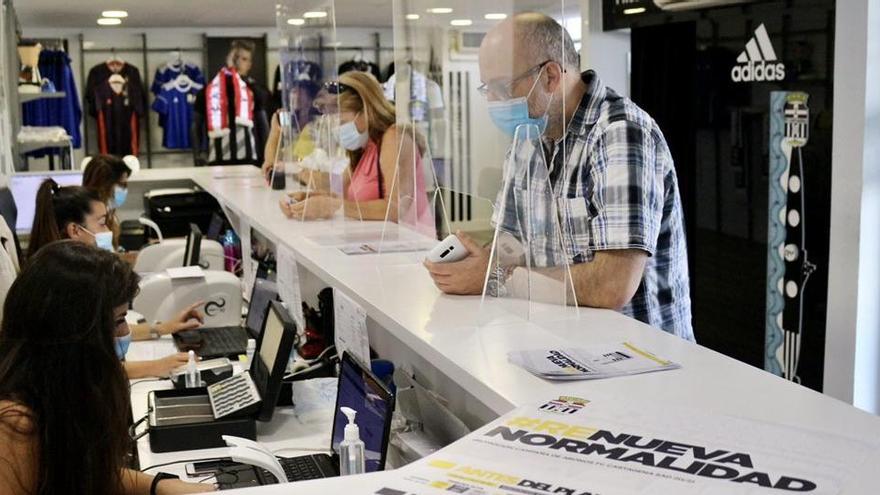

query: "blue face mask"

left=487, top=67, right=551, bottom=137
left=79, top=225, right=114, bottom=252
left=336, top=113, right=369, bottom=150
left=111, top=186, right=128, bottom=209
left=115, top=331, right=132, bottom=360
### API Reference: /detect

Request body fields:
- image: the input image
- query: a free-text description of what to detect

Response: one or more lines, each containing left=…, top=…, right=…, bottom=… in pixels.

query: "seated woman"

left=27, top=179, right=202, bottom=379
left=0, top=241, right=213, bottom=493
left=82, top=154, right=132, bottom=256
left=277, top=71, right=434, bottom=235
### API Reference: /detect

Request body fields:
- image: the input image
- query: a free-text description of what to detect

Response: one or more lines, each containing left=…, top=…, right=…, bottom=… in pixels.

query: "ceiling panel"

left=15, top=0, right=575, bottom=29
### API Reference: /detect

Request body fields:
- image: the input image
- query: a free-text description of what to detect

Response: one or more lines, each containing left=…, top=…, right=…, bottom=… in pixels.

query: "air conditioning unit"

left=653, top=0, right=755, bottom=10
left=449, top=30, right=486, bottom=61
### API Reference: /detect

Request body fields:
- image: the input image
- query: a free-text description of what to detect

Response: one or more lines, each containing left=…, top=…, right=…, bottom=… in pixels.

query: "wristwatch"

left=485, top=264, right=514, bottom=297
left=150, top=472, right=179, bottom=495
left=149, top=321, right=162, bottom=340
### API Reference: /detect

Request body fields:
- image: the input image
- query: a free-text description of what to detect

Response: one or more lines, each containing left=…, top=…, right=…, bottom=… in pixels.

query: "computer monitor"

left=183, top=223, right=202, bottom=267
left=206, top=212, right=225, bottom=241
left=253, top=300, right=297, bottom=422
left=10, top=173, right=82, bottom=232
left=246, top=279, right=278, bottom=337
left=330, top=352, right=395, bottom=472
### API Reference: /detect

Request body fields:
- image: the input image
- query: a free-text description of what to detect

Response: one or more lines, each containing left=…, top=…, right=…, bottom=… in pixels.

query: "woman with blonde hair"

left=278, top=71, right=434, bottom=234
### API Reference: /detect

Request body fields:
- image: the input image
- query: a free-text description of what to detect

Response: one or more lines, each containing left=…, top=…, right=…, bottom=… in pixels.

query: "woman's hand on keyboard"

left=158, top=302, right=206, bottom=335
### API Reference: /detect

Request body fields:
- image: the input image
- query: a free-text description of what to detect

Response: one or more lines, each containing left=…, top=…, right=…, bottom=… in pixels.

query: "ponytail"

left=28, top=180, right=98, bottom=259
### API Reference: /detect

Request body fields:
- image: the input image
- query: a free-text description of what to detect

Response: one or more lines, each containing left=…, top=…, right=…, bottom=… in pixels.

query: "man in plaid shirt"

left=424, top=13, right=693, bottom=341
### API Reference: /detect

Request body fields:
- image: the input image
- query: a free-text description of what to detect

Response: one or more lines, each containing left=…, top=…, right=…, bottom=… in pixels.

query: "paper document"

left=333, top=288, right=370, bottom=365
left=165, top=265, right=205, bottom=279
left=508, top=342, right=680, bottom=380
left=338, top=240, right=434, bottom=256
left=276, top=244, right=304, bottom=328
left=239, top=220, right=256, bottom=295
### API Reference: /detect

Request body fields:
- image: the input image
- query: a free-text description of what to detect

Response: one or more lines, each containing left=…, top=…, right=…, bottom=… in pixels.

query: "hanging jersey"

left=85, top=61, right=145, bottom=118
left=94, top=81, right=140, bottom=155
left=151, top=61, right=204, bottom=95
left=152, top=81, right=203, bottom=149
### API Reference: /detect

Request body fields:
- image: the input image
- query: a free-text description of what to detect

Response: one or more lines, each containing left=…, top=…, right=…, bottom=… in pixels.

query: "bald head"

left=479, top=12, right=579, bottom=83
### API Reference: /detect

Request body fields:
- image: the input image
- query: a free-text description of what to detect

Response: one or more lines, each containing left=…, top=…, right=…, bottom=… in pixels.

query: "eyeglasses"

left=322, top=81, right=353, bottom=95
left=477, top=60, right=553, bottom=99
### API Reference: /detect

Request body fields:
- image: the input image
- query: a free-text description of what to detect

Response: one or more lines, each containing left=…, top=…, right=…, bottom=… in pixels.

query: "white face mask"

left=336, top=113, right=369, bottom=150
left=79, top=225, right=114, bottom=252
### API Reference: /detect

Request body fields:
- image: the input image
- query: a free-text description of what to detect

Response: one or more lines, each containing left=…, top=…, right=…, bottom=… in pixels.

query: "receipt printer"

left=143, top=301, right=298, bottom=453
left=134, top=239, right=225, bottom=273
left=132, top=270, right=242, bottom=327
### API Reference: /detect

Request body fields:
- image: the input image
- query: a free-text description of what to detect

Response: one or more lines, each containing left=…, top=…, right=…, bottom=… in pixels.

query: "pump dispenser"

left=338, top=406, right=366, bottom=475
left=185, top=350, right=201, bottom=387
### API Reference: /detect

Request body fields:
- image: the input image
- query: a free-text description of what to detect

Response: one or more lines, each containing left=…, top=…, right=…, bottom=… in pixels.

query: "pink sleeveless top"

left=346, top=138, right=435, bottom=237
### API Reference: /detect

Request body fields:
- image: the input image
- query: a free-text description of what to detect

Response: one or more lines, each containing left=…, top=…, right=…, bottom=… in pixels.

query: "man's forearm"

left=504, top=250, right=646, bottom=309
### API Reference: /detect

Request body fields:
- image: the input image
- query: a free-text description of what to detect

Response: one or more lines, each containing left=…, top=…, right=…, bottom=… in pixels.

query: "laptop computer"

left=183, top=223, right=202, bottom=267
left=206, top=212, right=226, bottom=242
left=173, top=277, right=279, bottom=359
left=214, top=352, right=395, bottom=489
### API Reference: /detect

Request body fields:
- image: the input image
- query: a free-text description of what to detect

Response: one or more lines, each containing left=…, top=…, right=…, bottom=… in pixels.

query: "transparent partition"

left=480, top=123, right=577, bottom=324
left=274, top=0, right=366, bottom=239
left=390, top=0, right=583, bottom=324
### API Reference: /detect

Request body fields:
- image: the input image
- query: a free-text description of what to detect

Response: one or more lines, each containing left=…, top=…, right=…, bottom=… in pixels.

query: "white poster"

left=276, top=243, right=304, bottom=328
left=333, top=288, right=370, bottom=365
left=396, top=396, right=876, bottom=495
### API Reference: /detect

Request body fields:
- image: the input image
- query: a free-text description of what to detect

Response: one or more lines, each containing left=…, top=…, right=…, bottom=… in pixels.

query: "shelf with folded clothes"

left=18, top=139, right=72, bottom=154
left=18, top=91, right=66, bottom=103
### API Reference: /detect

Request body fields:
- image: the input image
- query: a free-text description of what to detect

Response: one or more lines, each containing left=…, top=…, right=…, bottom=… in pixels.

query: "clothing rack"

left=78, top=32, right=208, bottom=168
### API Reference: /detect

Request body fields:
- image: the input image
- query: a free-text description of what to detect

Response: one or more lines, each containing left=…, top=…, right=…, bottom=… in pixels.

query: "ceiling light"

left=623, top=7, right=647, bottom=14
left=427, top=7, right=453, bottom=14
left=450, top=19, right=472, bottom=26
left=405, top=14, right=420, bottom=20
left=303, top=11, right=328, bottom=18
left=287, top=18, right=305, bottom=25
left=97, top=18, right=122, bottom=26
left=101, top=10, right=128, bottom=18
left=484, top=13, right=507, bottom=20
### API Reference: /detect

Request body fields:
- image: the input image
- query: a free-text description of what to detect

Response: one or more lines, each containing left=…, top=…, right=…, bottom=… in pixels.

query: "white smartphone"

left=427, top=234, right=469, bottom=263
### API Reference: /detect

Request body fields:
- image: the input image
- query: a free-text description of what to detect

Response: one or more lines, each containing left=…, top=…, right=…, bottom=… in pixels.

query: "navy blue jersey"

left=152, top=81, right=203, bottom=149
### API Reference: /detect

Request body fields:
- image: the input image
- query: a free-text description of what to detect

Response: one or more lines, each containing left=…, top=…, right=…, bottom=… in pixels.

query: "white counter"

left=128, top=166, right=880, bottom=492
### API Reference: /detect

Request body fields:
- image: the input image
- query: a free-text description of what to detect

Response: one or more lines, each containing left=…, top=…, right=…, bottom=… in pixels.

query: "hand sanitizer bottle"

left=338, top=407, right=365, bottom=475
left=185, top=350, right=200, bottom=388
left=245, top=338, right=256, bottom=370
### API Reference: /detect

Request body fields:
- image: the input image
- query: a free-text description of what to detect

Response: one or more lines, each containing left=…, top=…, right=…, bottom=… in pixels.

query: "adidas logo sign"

left=731, top=23, right=786, bottom=83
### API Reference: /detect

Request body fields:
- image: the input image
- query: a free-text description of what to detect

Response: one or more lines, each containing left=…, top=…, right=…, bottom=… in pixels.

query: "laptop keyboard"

left=177, top=326, right=248, bottom=358
left=257, top=455, right=334, bottom=483
left=282, top=456, right=325, bottom=481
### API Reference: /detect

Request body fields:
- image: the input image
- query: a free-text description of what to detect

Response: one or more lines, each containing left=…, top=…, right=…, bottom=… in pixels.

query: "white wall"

left=824, top=0, right=880, bottom=412
left=580, top=0, right=630, bottom=97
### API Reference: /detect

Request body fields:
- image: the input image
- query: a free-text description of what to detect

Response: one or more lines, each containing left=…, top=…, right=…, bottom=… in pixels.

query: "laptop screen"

left=183, top=223, right=202, bottom=267
left=246, top=279, right=277, bottom=337
left=330, top=354, right=393, bottom=473
left=207, top=212, right=224, bottom=241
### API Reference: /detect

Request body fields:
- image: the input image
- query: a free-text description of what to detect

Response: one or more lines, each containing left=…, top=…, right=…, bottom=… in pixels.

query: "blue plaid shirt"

left=494, top=71, right=693, bottom=341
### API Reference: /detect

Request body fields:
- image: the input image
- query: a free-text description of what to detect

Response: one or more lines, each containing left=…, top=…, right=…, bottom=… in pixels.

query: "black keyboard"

left=259, top=454, right=336, bottom=483
left=175, top=326, right=248, bottom=359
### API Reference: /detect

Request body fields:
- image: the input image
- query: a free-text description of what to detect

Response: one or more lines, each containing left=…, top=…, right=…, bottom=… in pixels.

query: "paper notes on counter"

left=333, top=288, right=370, bottom=365
left=509, top=342, right=680, bottom=381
